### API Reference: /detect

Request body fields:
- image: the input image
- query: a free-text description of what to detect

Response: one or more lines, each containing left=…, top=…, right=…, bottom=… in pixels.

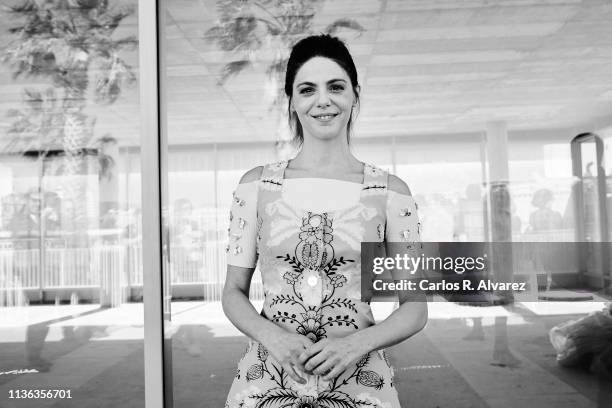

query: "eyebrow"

left=296, top=79, right=347, bottom=87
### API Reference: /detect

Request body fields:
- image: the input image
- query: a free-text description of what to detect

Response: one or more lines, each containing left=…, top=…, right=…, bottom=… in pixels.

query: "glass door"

left=155, top=0, right=612, bottom=407
left=158, top=1, right=279, bottom=406
left=0, top=1, right=146, bottom=406
left=570, top=133, right=610, bottom=290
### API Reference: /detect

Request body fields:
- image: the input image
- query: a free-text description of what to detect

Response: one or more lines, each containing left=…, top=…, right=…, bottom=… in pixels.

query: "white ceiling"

left=2, top=0, right=612, bottom=146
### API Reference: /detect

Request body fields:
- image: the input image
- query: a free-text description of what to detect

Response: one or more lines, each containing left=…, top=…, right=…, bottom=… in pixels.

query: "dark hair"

left=284, top=34, right=360, bottom=147
left=532, top=188, right=554, bottom=208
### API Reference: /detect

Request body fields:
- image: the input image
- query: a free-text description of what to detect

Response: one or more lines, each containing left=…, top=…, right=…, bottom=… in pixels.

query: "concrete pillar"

left=485, top=121, right=514, bottom=304
left=98, top=138, right=120, bottom=308
left=484, top=122, right=519, bottom=366
left=99, top=139, right=120, bottom=233
left=486, top=121, right=512, bottom=242
left=486, top=121, right=510, bottom=184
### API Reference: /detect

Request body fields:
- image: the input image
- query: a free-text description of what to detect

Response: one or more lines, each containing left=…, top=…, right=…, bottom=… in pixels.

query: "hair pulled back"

left=284, top=34, right=360, bottom=146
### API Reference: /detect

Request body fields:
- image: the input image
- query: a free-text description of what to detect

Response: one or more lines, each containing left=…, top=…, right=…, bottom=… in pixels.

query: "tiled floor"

left=0, top=297, right=610, bottom=408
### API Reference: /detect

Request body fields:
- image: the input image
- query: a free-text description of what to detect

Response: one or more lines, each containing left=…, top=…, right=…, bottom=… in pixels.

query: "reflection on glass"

left=509, top=143, right=575, bottom=242
left=160, top=1, right=612, bottom=407
left=581, top=142, right=601, bottom=242
left=0, top=1, right=143, bottom=406
left=397, top=159, right=484, bottom=242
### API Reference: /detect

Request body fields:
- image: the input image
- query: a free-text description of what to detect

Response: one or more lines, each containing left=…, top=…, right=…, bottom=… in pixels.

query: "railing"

left=14, top=231, right=583, bottom=304
left=0, top=239, right=264, bottom=306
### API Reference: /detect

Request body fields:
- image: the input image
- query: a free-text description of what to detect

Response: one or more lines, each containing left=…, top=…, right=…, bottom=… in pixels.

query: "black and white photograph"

left=0, top=0, right=611, bottom=407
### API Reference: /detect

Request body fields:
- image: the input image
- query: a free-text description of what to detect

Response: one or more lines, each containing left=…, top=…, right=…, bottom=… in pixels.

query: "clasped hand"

left=299, top=336, right=367, bottom=381
left=264, top=330, right=368, bottom=384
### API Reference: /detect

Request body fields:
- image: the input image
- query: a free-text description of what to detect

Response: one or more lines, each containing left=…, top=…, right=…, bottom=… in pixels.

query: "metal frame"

left=570, top=132, right=610, bottom=289
left=139, top=0, right=166, bottom=406
left=571, top=132, right=608, bottom=242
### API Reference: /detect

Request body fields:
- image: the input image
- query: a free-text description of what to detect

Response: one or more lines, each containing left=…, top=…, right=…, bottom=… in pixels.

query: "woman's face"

left=291, top=56, right=357, bottom=142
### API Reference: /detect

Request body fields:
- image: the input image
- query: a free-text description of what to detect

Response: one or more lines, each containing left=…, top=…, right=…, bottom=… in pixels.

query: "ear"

left=353, top=85, right=361, bottom=105
left=289, top=98, right=296, bottom=114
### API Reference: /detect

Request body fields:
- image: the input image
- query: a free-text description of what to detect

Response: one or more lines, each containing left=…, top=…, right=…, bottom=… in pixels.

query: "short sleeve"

left=226, top=181, right=258, bottom=268
left=385, top=191, right=421, bottom=244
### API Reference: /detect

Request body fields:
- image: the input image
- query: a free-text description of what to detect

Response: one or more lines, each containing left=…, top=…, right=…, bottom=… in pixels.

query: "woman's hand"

left=260, top=328, right=314, bottom=384
left=298, top=336, right=370, bottom=381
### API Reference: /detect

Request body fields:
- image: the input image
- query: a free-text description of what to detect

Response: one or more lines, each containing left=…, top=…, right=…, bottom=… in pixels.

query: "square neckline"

left=278, top=160, right=368, bottom=216
left=281, top=159, right=367, bottom=186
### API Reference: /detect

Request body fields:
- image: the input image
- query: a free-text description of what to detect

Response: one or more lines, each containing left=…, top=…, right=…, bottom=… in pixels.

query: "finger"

left=322, top=362, right=347, bottom=382
left=312, top=359, right=336, bottom=376
left=290, top=353, right=306, bottom=372
left=301, top=336, right=315, bottom=346
left=285, top=363, right=306, bottom=384
left=303, top=349, right=329, bottom=372
left=298, top=340, right=325, bottom=365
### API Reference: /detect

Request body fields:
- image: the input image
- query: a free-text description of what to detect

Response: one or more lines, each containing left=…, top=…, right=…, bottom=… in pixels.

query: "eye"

left=299, top=87, right=314, bottom=95
left=330, top=84, right=345, bottom=92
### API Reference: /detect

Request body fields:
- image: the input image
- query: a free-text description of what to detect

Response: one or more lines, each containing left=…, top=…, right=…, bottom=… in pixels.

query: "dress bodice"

left=224, top=161, right=421, bottom=408
left=227, top=161, right=421, bottom=341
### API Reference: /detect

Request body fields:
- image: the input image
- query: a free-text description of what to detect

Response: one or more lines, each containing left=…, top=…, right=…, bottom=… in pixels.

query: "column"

left=485, top=121, right=514, bottom=304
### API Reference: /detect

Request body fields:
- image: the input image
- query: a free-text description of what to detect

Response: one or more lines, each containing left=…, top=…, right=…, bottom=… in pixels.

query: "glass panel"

left=395, top=139, right=484, bottom=242
left=509, top=139, right=575, bottom=242
left=0, top=1, right=144, bottom=406
left=605, top=129, right=612, bottom=240
left=160, top=1, right=612, bottom=407
left=580, top=141, right=602, bottom=242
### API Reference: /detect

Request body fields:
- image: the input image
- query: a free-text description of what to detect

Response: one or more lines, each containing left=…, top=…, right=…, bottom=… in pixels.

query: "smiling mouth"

left=311, top=113, right=339, bottom=121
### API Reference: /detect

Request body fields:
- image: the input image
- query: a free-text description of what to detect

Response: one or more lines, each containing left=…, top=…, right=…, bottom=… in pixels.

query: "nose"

left=316, top=89, right=331, bottom=107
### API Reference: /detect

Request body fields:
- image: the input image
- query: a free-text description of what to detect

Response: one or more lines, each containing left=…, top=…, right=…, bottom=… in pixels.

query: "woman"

left=223, top=35, right=427, bottom=408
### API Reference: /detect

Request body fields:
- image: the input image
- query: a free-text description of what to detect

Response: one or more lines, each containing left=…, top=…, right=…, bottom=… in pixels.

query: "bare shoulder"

left=388, top=174, right=412, bottom=196
left=239, top=166, right=264, bottom=184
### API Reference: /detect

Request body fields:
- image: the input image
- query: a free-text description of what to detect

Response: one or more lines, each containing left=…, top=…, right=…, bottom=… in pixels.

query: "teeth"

left=316, top=115, right=335, bottom=119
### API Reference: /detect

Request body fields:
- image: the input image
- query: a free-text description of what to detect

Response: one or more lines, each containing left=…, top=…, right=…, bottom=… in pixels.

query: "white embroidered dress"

left=225, top=161, right=420, bottom=408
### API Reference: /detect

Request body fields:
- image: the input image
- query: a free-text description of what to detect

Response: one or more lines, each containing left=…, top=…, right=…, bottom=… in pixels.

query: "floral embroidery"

left=256, top=216, right=263, bottom=254
left=257, top=344, right=268, bottom=362
left=226, top=161, right=403, bottom=407
left=377, top=224, right=384, bottom=240
left=362, top=183, right=386, bottom=197
left=356, top=353, right=370, bottom=368
left=399, top=208, right=411, bottom=217
left=231, top=348, right=393, bottom=408
left=261, top=177, right=283, bottom=191
left=296, top=310, right=326, bottom=342
left=330, top=274, right=347, bottom=288
left=357, top=370, right=384, bottom=390
left=292, top=395, right=318, bottom=407
left=246, top=364, right=264, bottom=381
left=267, top=199, right=367, bottom=251
left=238, top=217, right=247, bottom=229
left=271, top=253, right=358, bottom=341
left=234, top=195, right=246, bottom=206
left=297, top=213, right=334, bottom=269
left=233, top=385, right=261, bottom=407
left=356, top=393, right=393, bottom=408
left=364, top=164, right=383, bottom=177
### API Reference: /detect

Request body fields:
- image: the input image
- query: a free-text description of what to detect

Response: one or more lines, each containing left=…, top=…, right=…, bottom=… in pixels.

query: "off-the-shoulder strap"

left=259, top=160, right=288, bottom=192
left=362, top=163, right=388, bottom=196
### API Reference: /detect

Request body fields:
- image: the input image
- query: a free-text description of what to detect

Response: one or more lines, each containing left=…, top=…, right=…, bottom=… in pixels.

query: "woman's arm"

left=352, top=172, right=428, bottom=348
left=222, top=167, right=312, bottom=383
left=223, top=266, right=313, bottom=385
left=222, top=265, right=285, bottom=344
left=347, top=264, right=428, bottom=352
